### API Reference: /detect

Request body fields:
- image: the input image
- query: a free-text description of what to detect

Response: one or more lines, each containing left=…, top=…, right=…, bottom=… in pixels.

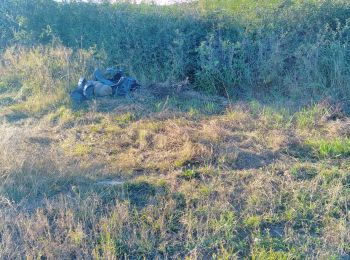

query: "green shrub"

left=180, top=169, right=199, bottom=180
left=2, top=0, right=350, bottom=104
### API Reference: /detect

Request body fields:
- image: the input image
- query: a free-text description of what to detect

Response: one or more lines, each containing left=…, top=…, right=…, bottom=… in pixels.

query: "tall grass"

left=1, top=0, right=350, bottom=102
left=0, top=44, right=96, bottom=114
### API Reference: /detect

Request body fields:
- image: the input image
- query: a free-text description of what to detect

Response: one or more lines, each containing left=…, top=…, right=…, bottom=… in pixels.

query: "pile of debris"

left=70, top=68, right=140, bottom=103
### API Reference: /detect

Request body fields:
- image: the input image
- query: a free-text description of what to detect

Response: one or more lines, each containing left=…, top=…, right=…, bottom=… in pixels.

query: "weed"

left=251, top=248, right=294, bottom=260
left=244, top=215, right=261, bottom=229
left=47, top=106, right=76, bottom=125
left=306, top=138, right=350, bottom=158
left=73, top=144, right=92, bottom=156
left=296, top=105, right=329, bottom=130
left=114, top=112, right=134, bottom=126
left=188, top=107, right=199, bottom=117
left=180, top=169, right=199, bottom=180
left=290, top=163, right=318, bottom=181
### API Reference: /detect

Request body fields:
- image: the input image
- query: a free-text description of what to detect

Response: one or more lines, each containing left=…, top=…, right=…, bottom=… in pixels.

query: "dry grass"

left=1, top=85, right=350, bottom=258
left=0, top=45, right=349, bottom=259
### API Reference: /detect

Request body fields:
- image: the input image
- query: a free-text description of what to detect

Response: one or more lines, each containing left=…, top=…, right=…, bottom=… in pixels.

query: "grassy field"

left=1, top=0, right=350, bottom=259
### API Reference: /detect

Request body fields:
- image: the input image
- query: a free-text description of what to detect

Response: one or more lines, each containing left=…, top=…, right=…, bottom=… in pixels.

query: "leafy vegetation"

left=1, top=0, right=350, bottom=102
left=306, top=137, right=350, bottom=158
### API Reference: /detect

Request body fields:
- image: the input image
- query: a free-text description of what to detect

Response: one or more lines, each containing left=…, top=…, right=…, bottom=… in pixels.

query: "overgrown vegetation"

left=1, top=0, right=350, bottom=259
left=2, top=0, right=350, bottom=102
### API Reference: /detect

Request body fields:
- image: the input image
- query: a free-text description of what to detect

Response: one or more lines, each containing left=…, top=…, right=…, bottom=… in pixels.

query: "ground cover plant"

left=0, top=0, right=350, bottom=259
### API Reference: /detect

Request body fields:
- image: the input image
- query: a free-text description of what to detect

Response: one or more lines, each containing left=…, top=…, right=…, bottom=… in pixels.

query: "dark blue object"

left=70, top=67, right=140, bottom=103
left=115, top=77, right=140, bottom=96
left=93, top=69, right=116, bottom=87
left=70, top=88, right=85, bottom=103
left=106, top=67, right=123, bottom=83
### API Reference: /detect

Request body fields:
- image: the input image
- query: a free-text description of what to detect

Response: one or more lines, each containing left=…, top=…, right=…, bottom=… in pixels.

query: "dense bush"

left=1, top=0, right=350, bottom=104
left=1, top=1, right=211, bottom=83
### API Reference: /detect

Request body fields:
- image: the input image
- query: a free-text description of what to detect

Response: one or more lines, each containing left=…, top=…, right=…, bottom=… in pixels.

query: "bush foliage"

left=1, top=0, right=350, bottom=103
